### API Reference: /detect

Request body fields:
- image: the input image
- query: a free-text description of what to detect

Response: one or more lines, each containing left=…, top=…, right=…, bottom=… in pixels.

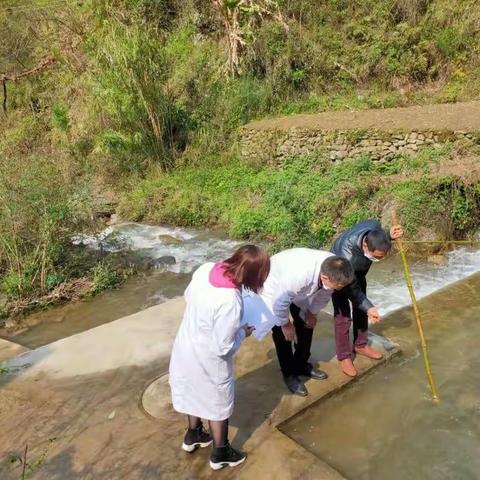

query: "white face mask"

left=364, top=251, right=380, bottom=262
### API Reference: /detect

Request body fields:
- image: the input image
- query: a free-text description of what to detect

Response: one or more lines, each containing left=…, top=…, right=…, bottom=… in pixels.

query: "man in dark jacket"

left=331, top=219, right=403, bottom=377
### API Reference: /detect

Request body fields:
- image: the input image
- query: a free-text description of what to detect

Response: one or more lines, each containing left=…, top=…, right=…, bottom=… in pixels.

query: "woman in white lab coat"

left=169, top=244, right=270, bottom=470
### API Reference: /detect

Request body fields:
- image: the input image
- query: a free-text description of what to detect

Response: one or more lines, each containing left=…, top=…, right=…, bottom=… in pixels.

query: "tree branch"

left=2, top=79, right=7, bottom=114
left=1, top=54, right=55, bottom=113
left=1, top=53, right=55, bottom=82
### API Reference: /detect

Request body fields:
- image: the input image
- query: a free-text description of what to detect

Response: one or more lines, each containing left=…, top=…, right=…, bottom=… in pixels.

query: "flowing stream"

left=5, top=222, right=480, bottom=356
left=4, top=223, right=480, bottom=478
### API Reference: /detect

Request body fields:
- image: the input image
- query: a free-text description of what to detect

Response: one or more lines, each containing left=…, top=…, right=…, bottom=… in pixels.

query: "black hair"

left=321, top=256, right=354, bottom=286
left=365, top=228, right=391, bottom=252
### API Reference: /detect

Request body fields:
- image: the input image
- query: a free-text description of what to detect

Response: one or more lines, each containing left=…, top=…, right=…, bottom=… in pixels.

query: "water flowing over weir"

left=368, top=248, right=480, bottom=315
left=77, top=223, right=480, bottom=316
left=7, top=222, right=480, bottom=349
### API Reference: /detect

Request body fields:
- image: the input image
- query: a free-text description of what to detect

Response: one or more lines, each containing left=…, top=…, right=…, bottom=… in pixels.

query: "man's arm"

left=344, top=278, right=373, bottom=312
left=272, top=290, right=297, bottom=327
left=343, top=278, right=381, bottom=323
left=345, top=279, right=381, bottom=323
left=272, top=291, right=298, bottom=341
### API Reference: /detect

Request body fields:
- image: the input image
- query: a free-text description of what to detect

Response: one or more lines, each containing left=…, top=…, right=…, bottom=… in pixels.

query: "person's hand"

left=242, top=325, right=255, bottom=337
left=281, top=322, right=297, bottom=342
left=304, top=311, right=318, bottom=329
left=367, top=307, right=381, bottom=323
left=390, top=224, right=404, bottom=240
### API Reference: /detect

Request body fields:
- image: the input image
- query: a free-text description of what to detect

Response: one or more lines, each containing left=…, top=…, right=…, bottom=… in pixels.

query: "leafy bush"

left=0, top=155, right=92, bottom=298
left=121, top=146, right=480, bottom=249
left=88, top=262, right=122, bottom=296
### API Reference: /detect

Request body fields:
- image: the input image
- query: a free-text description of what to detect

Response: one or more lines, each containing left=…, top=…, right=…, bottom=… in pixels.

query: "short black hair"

left=321, top=256, right=354, bottom=286
left=365, top=228, right=391, bottom=252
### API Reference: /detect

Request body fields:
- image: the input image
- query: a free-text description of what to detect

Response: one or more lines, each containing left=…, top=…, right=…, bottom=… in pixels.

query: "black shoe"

left=283, top=375, right=309, bottom=396
left=210, top=443, right=247, bottom=470
left=182, top=424, right=212, bottom=453
left=308, top=368, right=328, bottom=380
left=302, top=362, right=328, bottom=380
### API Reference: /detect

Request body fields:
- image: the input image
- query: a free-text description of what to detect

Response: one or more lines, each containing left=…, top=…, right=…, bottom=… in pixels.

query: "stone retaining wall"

left=238, top=128, right=477, bottom=164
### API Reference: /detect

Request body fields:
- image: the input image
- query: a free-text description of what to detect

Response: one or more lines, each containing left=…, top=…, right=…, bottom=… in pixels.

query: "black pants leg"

left=290, top=303, right=314, bottom=375
left=272, top=324, right=295, bottom=378
left=271, top=304, right=314, bottom=377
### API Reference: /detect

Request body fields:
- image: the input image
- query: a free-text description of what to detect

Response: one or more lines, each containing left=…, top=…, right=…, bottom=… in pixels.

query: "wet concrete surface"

left=0, top=338, right=28, bottom=362
left=0, top=292, right=401, bottom=479
left=281, top=273, right=480, bottom=480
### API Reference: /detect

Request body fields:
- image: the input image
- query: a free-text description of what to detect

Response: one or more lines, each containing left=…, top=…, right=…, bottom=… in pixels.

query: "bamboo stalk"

left=392, top=211, right=440, bottom=402
left=21, top=443, right=28, bottom=480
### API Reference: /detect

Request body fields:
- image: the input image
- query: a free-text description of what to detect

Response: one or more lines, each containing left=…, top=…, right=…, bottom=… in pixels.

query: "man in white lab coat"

left=242, top=248, right=354, bottom=396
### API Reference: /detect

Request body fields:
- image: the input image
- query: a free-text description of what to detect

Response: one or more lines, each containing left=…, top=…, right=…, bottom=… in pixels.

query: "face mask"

left=364, top=252, right=380, bottom=262
left=319, top=278, right=331, bottom=290
left=363, top=247, right=380, bottom=262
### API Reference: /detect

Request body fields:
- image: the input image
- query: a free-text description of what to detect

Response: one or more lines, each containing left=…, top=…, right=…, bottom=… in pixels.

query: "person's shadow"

left=229, top=312, right=338, bottom=449
left=228, top=349, right=283, bottom=449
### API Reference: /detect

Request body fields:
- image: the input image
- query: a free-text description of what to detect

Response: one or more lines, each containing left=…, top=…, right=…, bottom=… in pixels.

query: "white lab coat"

left=169, top=262, right=245, bottom=421
left=242, top=248, right=334, bottom=339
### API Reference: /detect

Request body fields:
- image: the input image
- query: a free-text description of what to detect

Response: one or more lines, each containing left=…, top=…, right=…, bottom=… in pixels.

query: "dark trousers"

left=332, top=275, right=369, bottom=361
left=271, top=303, right=314, bottom=378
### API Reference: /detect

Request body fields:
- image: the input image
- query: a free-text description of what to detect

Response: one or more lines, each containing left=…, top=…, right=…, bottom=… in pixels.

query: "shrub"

left=0, top=155, right=92, bottom=298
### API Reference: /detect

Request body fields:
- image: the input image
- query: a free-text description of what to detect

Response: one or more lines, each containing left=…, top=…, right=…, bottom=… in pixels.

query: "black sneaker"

left=209, top=443, right=247, bottom=470
left=181, top=424, right=212, bottom=453
left=283, top=375, right=308, bottom=396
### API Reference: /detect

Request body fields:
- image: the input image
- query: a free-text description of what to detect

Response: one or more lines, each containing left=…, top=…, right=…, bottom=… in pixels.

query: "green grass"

left=2, top=0, right=480, bottom=308
left=87, top=261, right=132, bottom=297
left=0, top=363, right=10, bottom=376
left=120, top=147, right=480, bottom=250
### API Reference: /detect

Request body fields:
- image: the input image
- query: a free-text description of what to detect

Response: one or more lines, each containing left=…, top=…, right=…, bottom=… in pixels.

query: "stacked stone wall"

left=238, top=128, right=477, bottom=164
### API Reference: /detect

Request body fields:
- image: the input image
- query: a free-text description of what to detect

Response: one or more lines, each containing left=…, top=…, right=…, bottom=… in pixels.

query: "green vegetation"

left=87, top=261, right=132, bottom=297
left=2, top=0, right=480, bottom=312
left=0, top=152, right=91, bottom=299
left=7, top=438, right=57, bottom=480
left=120, top=146, right=480, bottom=250
left=0, top=363, right=10, bottom=376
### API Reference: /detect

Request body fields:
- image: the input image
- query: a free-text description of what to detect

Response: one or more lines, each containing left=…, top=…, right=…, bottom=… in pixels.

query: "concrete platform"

left=0, top=296, right=398, bottom=480
left=0, top=338, right=28, bottom=362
